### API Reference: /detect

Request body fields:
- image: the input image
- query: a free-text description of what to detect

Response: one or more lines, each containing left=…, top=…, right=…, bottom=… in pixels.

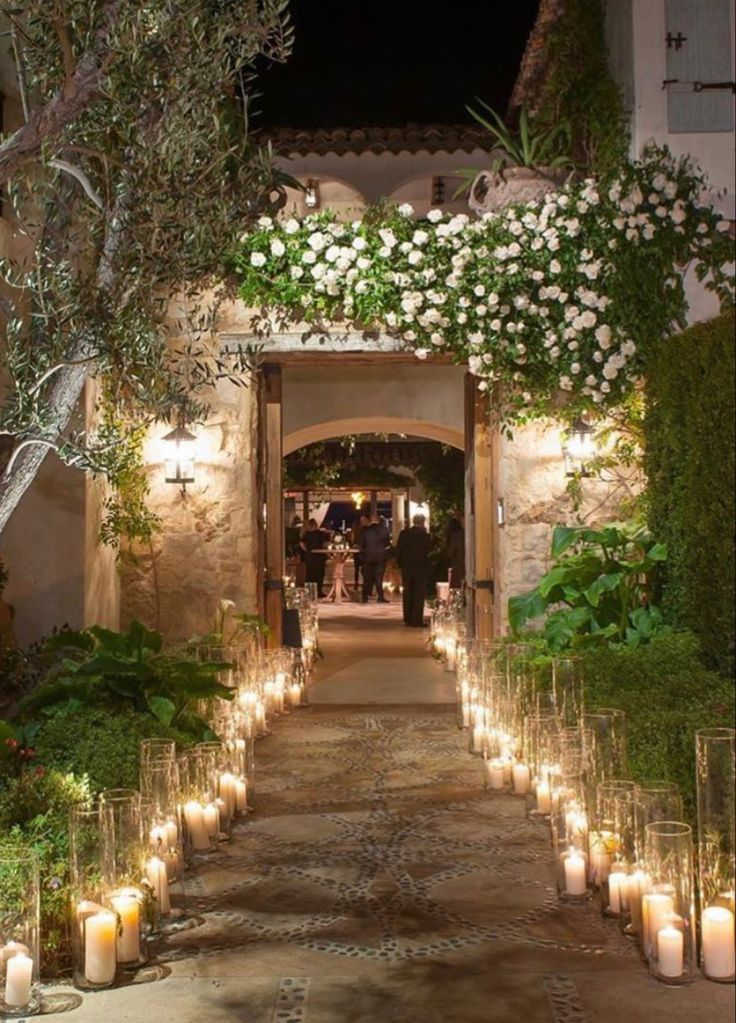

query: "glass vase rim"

left=695, top=726, right=735, bottom=741
left=644, top=820, right=692, bottom=838
left=584, top=707, right=625, bottom=719
left=99, top=787, right=141, bottom=803
left=634, top=780, right=681, bottom=794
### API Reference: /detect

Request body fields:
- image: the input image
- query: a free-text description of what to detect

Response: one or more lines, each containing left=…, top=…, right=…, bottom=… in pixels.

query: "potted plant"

left=461, top=103, right=575, bottom=214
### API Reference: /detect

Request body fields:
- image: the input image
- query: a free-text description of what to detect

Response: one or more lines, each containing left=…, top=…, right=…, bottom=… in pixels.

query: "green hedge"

left=580, top=632, right=735, bottom=820
left=644, top=312, right=735, bottom=676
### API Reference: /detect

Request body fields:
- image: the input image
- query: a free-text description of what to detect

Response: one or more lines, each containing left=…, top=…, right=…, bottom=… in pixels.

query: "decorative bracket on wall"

left=662, top=78, right=736, bottom=93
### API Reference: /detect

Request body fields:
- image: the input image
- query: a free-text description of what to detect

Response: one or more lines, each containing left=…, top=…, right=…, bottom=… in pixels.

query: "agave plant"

left=20, top=621, right=232, bottom=730
left=453, top=103, right=575, bottom=198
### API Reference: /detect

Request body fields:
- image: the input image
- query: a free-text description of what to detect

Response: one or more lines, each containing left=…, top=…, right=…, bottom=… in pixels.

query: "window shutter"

left=665, top=0, right=734, bottom=133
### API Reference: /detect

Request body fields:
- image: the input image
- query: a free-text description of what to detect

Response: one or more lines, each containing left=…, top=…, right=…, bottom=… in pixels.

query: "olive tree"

left=0, top=0, right=293, bottom=540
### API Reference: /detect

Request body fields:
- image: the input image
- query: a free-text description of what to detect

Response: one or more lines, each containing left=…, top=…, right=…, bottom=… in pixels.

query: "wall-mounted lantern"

left=351, top=490, right=366, bottom=509
left=163, top=424, right=197, bottom=494
left=562, top=418, right=597, bottom=478
left=303, top=179, right=320, bottom=209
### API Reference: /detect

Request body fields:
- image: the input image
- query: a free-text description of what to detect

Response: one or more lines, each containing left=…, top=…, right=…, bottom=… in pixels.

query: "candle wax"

left=4, top=952, right=33, bottom=1007
left=702, top=905, right=736, bottom=980
left=84, top=910, right=117, bottom=985
left=657, top=925, right=684, bottom=978
left=110, top=894, right=140, bottom=963
left=564, top=851, right=588, bottom=896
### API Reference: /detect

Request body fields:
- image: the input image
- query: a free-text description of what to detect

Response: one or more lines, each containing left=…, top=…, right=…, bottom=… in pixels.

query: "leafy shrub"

left=30, top=707, right=194, bottom=794
left=20, top=620, right=232, bottom=731
left=578, top=632, right=734, bottom=820
left=509, top=522, right=669, bottom=650
left=0, top=769, right=90, bottom=976
left=645, top=311, right=735, bottom=676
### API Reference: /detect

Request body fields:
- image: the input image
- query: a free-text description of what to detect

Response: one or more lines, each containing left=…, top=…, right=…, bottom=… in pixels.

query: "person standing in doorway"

left=445, top=510, right=466, bottom=590
left=361, top=513, right=390, bottom=603
left=397, top=513, right=432, bottom=627
left=301, top=518, right=330, bottom=599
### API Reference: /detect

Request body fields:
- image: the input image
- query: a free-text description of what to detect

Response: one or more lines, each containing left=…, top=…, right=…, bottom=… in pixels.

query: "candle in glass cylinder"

left=608, top=869, right=629, bottom=915
left=564, top=850, right=588, bottom=896
left=512, top=763, right=531, bottom=795
left=0, top=941, right=29, bottom=962
left=235, top=778, right=248, bottom=812
left=146, top=856, right=171, bottom=916
left=589, top=831, right=616, bottom=884
left=110, top=893, right=140, bottom=963
left=657, top=924, right=684, bottom=978
left=4, top=951, right=33, bottom=1008
left=165, top=818, right=178, bottom=847
left=150, top=824, right=168, bottom=851
left=84, top=910, right=117, bottom=985
left=219, top=773, right=237, bottom=818
left=536, top=779, right=551, bottom=815
left=485, top=759, right=506, bottom=790
left=642, top=891, right=674, bottom=958
left=204, top=802, right=220, bottom=839
left=625, top=869, right=650, bottom=932
left=471, top=723, right=484, bottom=753
left=183, top=800, right=210, bottom=850
left=702, top=905, right=736, bottom=980
left=289, top=683, right=302, bottom=707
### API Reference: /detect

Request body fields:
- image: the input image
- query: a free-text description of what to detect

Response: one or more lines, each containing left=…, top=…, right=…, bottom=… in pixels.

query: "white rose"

left=468, top=332, right=484, bottom=346
left=378, top=246, right=392, bottom=258
left=302, top=250, right=317, bottom=264
left=670, top=204, right=687, bottom=225
left=595, top=325, right=612, bottom=349
left=474, top=284, right=486, bottom=297
left=352, top=236, right=367, bottom=251
left=378, top=228, right=397, bottom=248
left=412, top=230, right=429, bottom=246
left=284, top=218, right=300, bottom=235
left=257, top=215, right=273, bottom=228
left=250, top=251, right=267, bottom=267
left=308, top=232, right=326, bottom=251
left=357, top=257, right=371, bottom=270
left=414, top=348, right=429, bottom=360
left=559, top=375, right=573, bottom=390
left=426, top=209, right=443, bottom=223
left=408, top=250, right=423, bottom=265
left=325, top=244, right=340, bottom=262
left=398, top=203, right=414, bottom=216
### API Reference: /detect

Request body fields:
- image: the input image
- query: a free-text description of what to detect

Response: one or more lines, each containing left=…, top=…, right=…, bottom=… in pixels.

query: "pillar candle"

left=183, top=800, right=210, bottom=850
left=204, top=802, right=220, bottom=839
left=512, top=763, right=531, bottom=795
left=642, top=891, right=675, bottom=959
left=110, top=893, right=140, bottom=963
left=215, top=797, right=229, bottom=828
left=165, top=819, right=179, bottom=847
left=146, top=856, right=171, bottom=916
left=150, top=824, right=168, bottom=851
left=564, top=850, right=588, bottom=896
left=485, top=759, right=506, bottom=790
left=289, top=683, right=302, bottom=706
left=702, top=905, right=736, bottom=980
left=535, top=780, right=551, bottom=815
left=4, top=952, right=33, bottom=1008
left=461, top=704, right=471, bottom=728
left=84, top=910, right=117, bottom=985
left=471, top=724, right=484, bottom=753
left=608, top=869, right=629, bottom=915
left=219, top=773, right=237, bottom=818
left=566, top=810, right=588, bottom=843
left=625, top=869, right=650, bottom=932
left=657, top=924, right=684, bottom=978
left=235, top=778, right=248, bottom=812
left=589, top=831, right=616, bottom=884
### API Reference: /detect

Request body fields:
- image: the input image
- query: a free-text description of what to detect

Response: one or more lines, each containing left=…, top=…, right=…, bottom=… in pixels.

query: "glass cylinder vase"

left=69, top=804, right=117, bottom=991
left=643, top=822, right=697, bottom=985
left=696, top=727, right=735, bottom=983
left=0, top=851, right=40, bottom=1016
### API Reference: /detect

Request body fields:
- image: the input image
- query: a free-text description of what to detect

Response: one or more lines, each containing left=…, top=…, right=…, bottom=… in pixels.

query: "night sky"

left=255, top=0, right=540, bottom=129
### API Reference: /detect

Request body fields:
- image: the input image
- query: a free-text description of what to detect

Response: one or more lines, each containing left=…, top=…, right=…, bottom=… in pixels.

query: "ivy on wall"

left=644, top=312, right=736, bottom=676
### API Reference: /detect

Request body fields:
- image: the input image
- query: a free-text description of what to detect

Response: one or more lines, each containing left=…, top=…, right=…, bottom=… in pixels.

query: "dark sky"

left=255, top=0, right=540, bottom=129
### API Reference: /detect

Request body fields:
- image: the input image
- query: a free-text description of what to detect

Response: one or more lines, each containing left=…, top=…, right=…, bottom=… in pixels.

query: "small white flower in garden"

left=648, top=193, right=660, bottom=205
left=398, top=203, right=414, bottom=216
left=356, top=280, right=369, bottom=294
left=580, top=310, right=597, bottom=328
left=250, top=251, right=267, bottom=267
left=477, top=380, right=489, bottom=392
left=468, top=332, right=484, bottom=346
left=654, top=206, right=668, bottom=219
left=325, top=244, right=340, bottom=262
left=476, top=305, right=488, bottom=317
left=600, top=382, right=611, bottom=394
left=404, top=330, right=417, bottom=341
left=474, top=284, right=486, bottom=297
left=696, top=222, right=709, bottom=234
left=284, top=218, right=300, bottom=235
left=257, top=215, right=273, bottom=228
left=308, top=231, right=326, bottom=251
left=549, top=259, right=562, bottom=274
left=352, top=236, right=368, bottom=251
left=507, top=322, right=517, bottom=334
left=414, top=347, right=429, bottom=359
left=490, top=319, right=501, bottom=332
left=430, top=333, right=445, bottom=346
left=336, top=258, right=351, bottom=272
left=328, top=223, right=346, bottom=238
left=494, top=245, right=509, bottom=260
left=625, top=228, right=639, bottom=242
left=557, top=195, right=570, bottom=208
left=386, top=312, right=398, bottom=327
left=595, top=324, right=612, bottom=348
left=459, top=297, right=470, bottom=308
left=583, top=264, right=600, bottom=280
left=608, top=239, right=618, bottom=249
left=488, top=292, right=499, bottom=306
left=547, top=236, right=560, bottom=251
left=663, top=181, right=677, bottom=199
left=716, top=220, right=730, bottom=232
left=603, top=363, right=619, bottom=380
left=379, top=228, right=397, bottom=249
left=670, top=203, right=687, bottom=225
left=565, top=305, right=580, bottom=321
left=514, top=295, right=530, bottom=310
left=613, top=216, right=626, bottom=230
left=531, top=237, right=544, bottom=251
left=482, top=353, right=494, bottom=364
left=652, top=174, right=667, bottom=191
left=457, top=312, right=468, bottom=324
left=531, top=270, right=544, bottom=282
left=399, top=241, right=412, bottom=254
left=468, top=355, right=482, bottom=374
left=571, top=362, right=581, bottom=374
left=412, top=229, right=429, bottom=246
left=357, top=257, right=371, bottom=270
left=550, top=346, right=561, bottom=358
left=310, top=264, right=325, bottom=280
left=642, top=224, right=655, bottom=240
left=593, top=351, right=604, bottom=362
left=446, top=274, right=459, bottom=288
left=516, top=342, right=527, bottom=354
left=622, top=339, right=637, bottom=357
left=559, top=375, right=573, bottom=390
left=508, top=241, right=522, bottom=257
left=576, top=201, right=589, bottom=214
left=378, top=246, right=392, bottom=258
left=427, top=209, right=443, bottom=223
left=585, top=374, right=597, bottom=386
left=509, top=220, right=524, bottom=236
left=408, top=250, right=423, bottom=265
left=608, top=181, right=622, bottom=201
left=500, top=303, right=511, bottom=314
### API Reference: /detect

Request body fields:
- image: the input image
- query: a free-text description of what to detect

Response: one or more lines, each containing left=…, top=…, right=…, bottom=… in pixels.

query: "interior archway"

left=284, top=416, right=464, bottom=456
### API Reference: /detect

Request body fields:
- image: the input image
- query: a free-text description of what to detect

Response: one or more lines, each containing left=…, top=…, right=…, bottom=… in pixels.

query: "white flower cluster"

left=238, top=149, right=733, bottom=417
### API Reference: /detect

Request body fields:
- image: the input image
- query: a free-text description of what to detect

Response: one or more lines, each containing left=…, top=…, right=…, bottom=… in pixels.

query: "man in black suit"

left=397, top=513, right=432, bottom=627
left=360, top=514, right=390, bottom=602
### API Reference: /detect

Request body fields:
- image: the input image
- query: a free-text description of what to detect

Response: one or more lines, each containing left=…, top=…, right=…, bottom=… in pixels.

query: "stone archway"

left=284, top=417, right=464, bottom=456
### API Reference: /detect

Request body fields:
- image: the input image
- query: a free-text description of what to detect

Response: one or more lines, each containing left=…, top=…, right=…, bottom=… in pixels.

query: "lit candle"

left=219, top=773, right=237, bottom=818
left=564, top=850, right=588, bottom=896
left=588, top=830, right=617, bottom=885
left=642, top=891, right=675, bottom=959
left=110, top=893, right=140, bottom=963
left=701, top=905, right=736, bottom=980
left=608, top=869, right=629, bottom=915
left=535, top=780, right=551, bottom=815
left=146, top=856, right=171, bottom=916
left=289, top=683, right=302, bottom=706
left=485, top=759, right=506, bottom=790
left=165, top=819, right=179, bottom=847
left=461, top=704, right=471, bottom=728
left=255, top=702, right=266, bottom=734
left=204, top=802, right=220, bottom=840
left=471, top=723, right=484, bottom=753
left=84, top=910, right=117, bottom=985
left=625, top=869, right=650, bottom=932
left=657, top=924, right=684, bottom=978
left=512, top=763, right=530, bottom=795
left=150, top=824, right=168, bottom=851
left=0, top=941, right=29, bottom=962
left=235, top=777, right=248, bottom=812
left=4, top=951, right=33, bottom=1007
left=183, top=800, right=210, bottom=850
left=565, top=809, right=588, bottom=843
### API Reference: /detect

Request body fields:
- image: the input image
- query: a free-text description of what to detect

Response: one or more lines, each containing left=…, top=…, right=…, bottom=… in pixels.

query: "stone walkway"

left=42, top=612, right=735, bottom=1022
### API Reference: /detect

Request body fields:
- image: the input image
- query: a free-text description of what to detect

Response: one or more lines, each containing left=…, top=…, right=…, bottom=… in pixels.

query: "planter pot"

left=468, top=166, right=570, bottom=215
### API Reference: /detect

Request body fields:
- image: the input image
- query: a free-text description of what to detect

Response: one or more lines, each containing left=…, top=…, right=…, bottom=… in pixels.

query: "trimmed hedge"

left=644, top=312, right=735, bottom=676
left=580, top=632, right=735, bottom=820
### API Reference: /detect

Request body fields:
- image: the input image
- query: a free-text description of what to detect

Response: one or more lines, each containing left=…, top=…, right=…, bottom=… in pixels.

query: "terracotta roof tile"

left=254, top=123, right=492, bottom=157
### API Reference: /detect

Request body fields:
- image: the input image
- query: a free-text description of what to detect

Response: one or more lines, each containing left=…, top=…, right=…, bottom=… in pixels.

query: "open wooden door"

left=464, top=374, right=499, bottom=640
left=262, top=364, right=284, bottom=646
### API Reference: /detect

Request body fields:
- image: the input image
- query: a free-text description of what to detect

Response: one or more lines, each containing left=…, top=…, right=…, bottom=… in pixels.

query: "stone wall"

left=120, top=378, right=261, bottom=641
left=496, top=419, right=640, bottom=626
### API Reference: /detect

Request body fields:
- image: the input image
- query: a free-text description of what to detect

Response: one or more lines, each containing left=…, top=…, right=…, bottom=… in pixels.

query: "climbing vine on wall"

left=234, top=146, right=733, bottom=425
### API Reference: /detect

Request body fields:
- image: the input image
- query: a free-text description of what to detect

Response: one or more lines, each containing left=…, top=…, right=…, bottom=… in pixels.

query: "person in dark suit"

left=397, top=514, right=432, bottom=627
left=360, top=514, right=390, bottom=602
left=445, top=510, right=466, bottom=590
left=301, top=519, right=330, bottom=598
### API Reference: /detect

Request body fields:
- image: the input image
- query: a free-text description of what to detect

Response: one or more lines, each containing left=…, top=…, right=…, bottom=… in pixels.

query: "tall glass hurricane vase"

left=69, top=804, right=117, bottom=991
left=696, top=728, right=735, bottom=983
left=643, top=822, right=697, bottom=985
left=0, top=852, right=40, bottom=1016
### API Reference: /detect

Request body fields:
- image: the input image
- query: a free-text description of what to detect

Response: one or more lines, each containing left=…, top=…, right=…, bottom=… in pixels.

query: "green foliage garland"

left=644, top=312, right=736, bottom=676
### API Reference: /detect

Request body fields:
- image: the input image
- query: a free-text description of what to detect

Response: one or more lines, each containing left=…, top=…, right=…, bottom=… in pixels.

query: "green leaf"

left=550, top=526, right=581, bottom=558
left=146, top=696, right=176, bottom=727
left=584, top=572, right=625, bottom=608
left=508, top=589, right=548, bottom=632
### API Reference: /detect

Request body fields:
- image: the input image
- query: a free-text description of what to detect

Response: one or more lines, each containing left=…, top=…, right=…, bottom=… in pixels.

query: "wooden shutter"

left=665, top=0, right=734, bottom=133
